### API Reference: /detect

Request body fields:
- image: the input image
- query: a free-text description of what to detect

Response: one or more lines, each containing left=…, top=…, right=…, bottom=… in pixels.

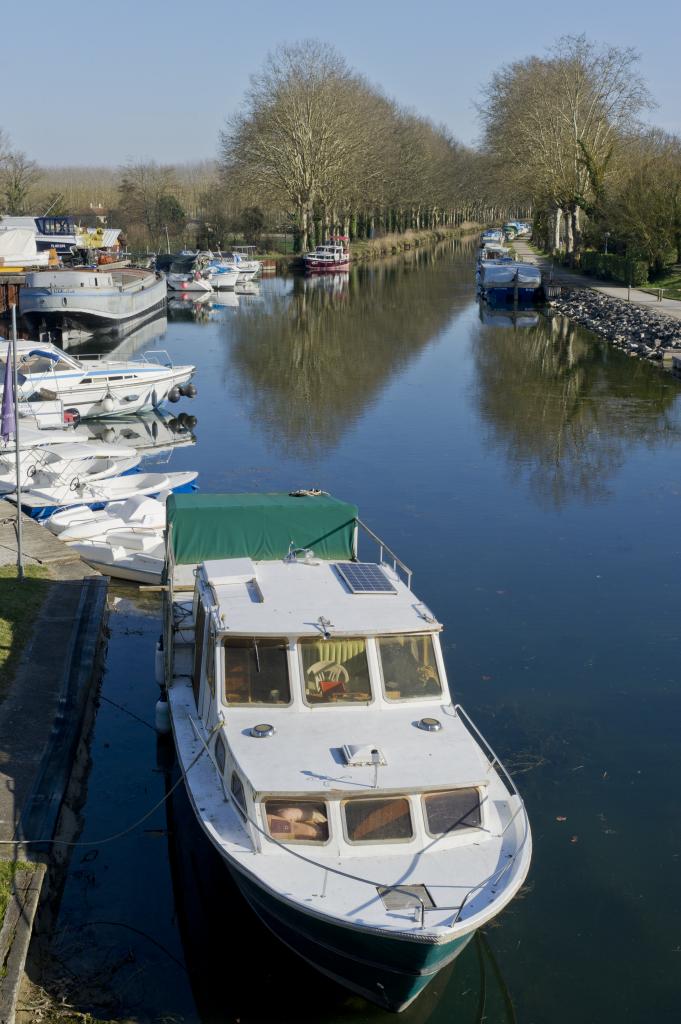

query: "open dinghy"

left=9, top=470, right=198, bottom=519
left=0, top=441, right=140, bottom=494
left=69, top=532, right=165, bottom=584
left=159, top=492, right=531, bottom=1012
left=46, top=493, right=168, bottom=541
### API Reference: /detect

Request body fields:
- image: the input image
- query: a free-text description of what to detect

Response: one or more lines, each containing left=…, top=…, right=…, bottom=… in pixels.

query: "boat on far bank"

left=477, top=260, right=542, bottom=305
left=304, top=236, right=350, bottom=273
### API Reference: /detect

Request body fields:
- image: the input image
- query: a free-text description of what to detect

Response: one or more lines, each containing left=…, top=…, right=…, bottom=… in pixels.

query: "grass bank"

left=642, top=269, right=681, bottom=301
left=0, top=565, right=50, bottom=697
left=270, top=224, right=481, bottom=269
left=0, top=860, right=33, bottom=918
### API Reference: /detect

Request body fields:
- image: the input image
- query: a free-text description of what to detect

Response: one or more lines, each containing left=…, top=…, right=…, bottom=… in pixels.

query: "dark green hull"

left=232, top=868, right=474, bottom=1012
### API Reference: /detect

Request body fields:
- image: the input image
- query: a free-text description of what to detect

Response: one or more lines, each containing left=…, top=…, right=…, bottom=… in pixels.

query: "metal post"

left=11, top=306, right=24, bottom=581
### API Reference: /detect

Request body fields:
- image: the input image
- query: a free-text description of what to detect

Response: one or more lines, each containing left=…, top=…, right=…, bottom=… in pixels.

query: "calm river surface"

left=40, top=241, right=681, bottom=1023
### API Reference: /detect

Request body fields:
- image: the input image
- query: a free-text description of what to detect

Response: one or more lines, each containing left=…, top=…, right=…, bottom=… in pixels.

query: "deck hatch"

left=336, top=562, right=396, bottom=595
left=377, top=885, right=434, bottom=912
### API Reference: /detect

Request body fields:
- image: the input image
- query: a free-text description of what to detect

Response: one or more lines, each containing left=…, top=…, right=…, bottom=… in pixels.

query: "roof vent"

left=203, top=557, right=256, bottom=587
left=341, top=744, right=387, bottom=767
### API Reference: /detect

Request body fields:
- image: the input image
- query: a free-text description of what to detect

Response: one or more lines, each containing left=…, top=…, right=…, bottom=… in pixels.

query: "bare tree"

left=479, top=36, right=654, bottom=254
left=0, top=135, right=40, bottom=214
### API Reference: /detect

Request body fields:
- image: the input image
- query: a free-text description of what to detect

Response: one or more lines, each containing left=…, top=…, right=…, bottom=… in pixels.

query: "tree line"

left=3, top=34, right=677, bottom=273
left=0, top=41, right=513, bottom=254
left=220, top=40, right=503, bottom=252
left=479, top=34, right=681, bottom=277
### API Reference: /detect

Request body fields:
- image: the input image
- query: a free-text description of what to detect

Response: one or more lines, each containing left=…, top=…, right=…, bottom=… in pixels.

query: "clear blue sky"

left=4, top=0, right=680, bottom=166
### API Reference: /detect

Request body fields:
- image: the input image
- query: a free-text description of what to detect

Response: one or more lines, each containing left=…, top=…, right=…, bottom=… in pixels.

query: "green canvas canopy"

left=166, top=492, right=358, bottom=565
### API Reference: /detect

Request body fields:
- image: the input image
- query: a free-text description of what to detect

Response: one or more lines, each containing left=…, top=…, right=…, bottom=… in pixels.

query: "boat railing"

left=356, top=518, right=413, bottom=589
left=453, top=703, right=518, bottom=797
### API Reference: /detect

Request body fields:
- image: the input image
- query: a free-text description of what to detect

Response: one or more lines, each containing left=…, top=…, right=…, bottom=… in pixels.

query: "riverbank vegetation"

left=1, top=42, right=519, bottom=255
left=3, top=34, right=679, bottom=278
left=478, top=35, right=681, bottom=284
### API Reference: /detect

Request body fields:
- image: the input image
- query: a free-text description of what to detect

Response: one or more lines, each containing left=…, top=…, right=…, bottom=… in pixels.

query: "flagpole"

left=11, top=305, right=23, bottom=582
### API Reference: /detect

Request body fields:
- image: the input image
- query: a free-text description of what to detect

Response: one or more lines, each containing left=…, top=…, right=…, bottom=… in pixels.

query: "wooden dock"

left=0, top=507, right=95, bottom=579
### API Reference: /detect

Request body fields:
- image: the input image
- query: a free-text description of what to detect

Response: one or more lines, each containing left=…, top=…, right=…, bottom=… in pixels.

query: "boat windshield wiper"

left=254, top=639, right=260, bottom=672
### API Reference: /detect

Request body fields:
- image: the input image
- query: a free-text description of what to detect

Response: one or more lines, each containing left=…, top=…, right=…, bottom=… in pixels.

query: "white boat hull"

left=8, top=469, right=198, bottom=518
left=19, top=269, right=168, bottom=335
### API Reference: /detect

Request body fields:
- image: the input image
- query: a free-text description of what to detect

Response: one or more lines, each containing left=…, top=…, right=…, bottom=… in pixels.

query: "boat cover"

left=167, top=492, right=358, bottom=564
left=0, top=227, right=46, bottom=266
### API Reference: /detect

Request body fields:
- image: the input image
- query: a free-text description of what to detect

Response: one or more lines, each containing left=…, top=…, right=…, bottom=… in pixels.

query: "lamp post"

left=604, top=231, right=610, bottom=255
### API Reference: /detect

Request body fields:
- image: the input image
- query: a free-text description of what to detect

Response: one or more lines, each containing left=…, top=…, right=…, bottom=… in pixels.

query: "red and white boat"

left=303, top=236, right=350, bottom=273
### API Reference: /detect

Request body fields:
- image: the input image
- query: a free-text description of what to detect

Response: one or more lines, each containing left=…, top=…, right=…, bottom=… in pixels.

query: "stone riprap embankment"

left=551, top=289, right=681, bottom=364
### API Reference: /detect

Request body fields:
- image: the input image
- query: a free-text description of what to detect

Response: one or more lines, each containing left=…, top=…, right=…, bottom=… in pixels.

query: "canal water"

left=34, top=241, right=681, bottom=1023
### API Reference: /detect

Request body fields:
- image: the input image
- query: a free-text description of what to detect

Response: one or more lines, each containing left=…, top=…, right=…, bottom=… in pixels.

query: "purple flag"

left=1, top=346, right=16, bottom=441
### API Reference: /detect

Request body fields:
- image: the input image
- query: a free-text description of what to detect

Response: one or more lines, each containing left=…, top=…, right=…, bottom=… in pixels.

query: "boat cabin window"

left=343, top=797, right=413, bottom=843
left=265, top=800, right=328, bottom=843
left=231, top=773, right=246, bottom=819
left=214, top=734, right=226, bottom=774
left=422, top=789, right=482, bottom=836
left=222, top=637, right=291, bottom=706
left=377, top=635, right=443, bottom=700
left=299, top=637, right=371, bottom=704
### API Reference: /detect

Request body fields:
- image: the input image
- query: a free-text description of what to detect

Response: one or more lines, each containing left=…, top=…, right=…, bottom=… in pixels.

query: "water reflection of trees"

left=474, top=313, right=681, bottom=506
left=227, top=242, right=472, bottom=455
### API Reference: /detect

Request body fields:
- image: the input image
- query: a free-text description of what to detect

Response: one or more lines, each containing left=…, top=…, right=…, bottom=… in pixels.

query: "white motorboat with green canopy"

left=160, top=492, right=531, bottom=1012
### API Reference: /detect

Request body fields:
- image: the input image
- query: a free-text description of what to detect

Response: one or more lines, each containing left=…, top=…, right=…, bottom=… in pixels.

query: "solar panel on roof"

left=336, top=562, right=397, bottom=595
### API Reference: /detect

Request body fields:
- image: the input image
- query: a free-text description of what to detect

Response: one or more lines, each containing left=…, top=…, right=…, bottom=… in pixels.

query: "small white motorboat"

left=167, top=271, right=213, bottom=293
left=47, top=493, right=168, bottom=541
left=68, top=533, right=165, bottom=584
left=210, top=251, right=261, bottom=281
left=0, top=442, right=140, bottom=494
left=8, top=469, right=198, bottom=519
left=166, top=255, right=213, bottom=293
left=478, top=242, right=511, bottom=262
left=0, top=338, right=196, bottom=420
left=204, top=263, right=240, bottom=291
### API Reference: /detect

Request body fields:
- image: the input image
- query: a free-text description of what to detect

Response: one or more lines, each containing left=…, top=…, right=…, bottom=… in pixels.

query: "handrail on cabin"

left=356, top=518, right=413, bottom=590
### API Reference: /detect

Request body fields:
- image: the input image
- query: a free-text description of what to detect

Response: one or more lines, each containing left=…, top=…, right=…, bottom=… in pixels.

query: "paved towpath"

left=514, top=240, right=681, bottom=322
left=0, top=508, right=106, bottom=848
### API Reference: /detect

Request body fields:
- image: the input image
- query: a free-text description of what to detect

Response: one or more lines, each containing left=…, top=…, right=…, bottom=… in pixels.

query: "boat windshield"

left=222, top=637, right=291, bottom=705
left=17, top=353, right=63, bottom=374
left=343, top=797, right=413, bottom=843
left=299, top=637, right=371, bottom=704
left=422, top=789, right=482, bottom=836
left=377, top=635, right=443, bottom=700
